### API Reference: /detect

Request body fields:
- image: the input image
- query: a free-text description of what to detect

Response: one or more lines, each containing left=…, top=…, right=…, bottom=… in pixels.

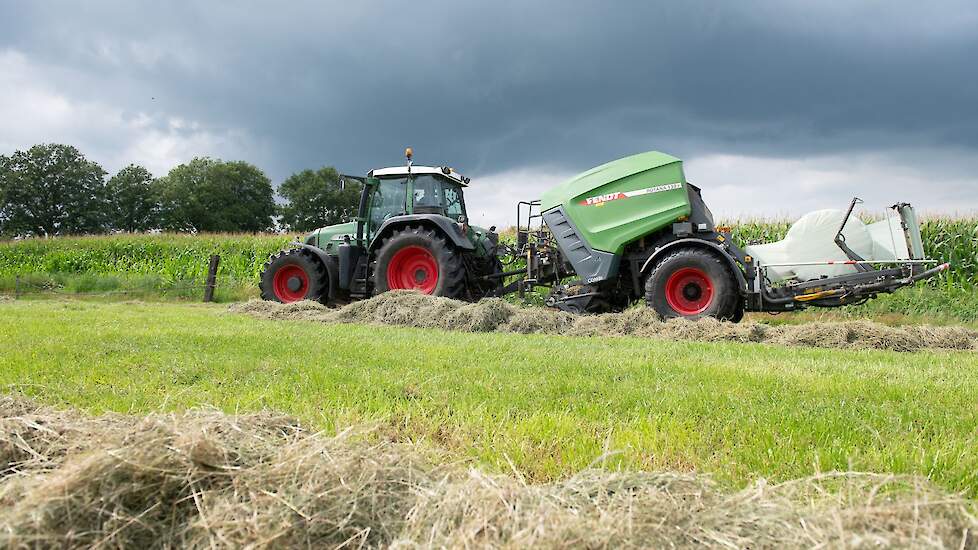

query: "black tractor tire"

left=645, top=247, right=739, bottom=321
left=260, top=248, right=329, bottom=303
left=730, top=299, right=746, bottom=323
left=373, top=225, right=466, bottom=298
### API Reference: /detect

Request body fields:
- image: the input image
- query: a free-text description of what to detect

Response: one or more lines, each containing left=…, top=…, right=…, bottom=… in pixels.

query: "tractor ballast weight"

left=260, top=149, right=947, bottom=322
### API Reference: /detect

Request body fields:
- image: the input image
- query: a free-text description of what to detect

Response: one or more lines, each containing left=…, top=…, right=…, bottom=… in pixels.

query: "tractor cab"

left=364, top=165, right=470, bottom=240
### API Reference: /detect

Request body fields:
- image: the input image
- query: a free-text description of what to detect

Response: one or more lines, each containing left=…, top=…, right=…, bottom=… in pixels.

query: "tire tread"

left=259, top=248, right=328, bottom=303
left=645, top=247, right=739, bottom=320
left=373, top=225, right=466, bottom=298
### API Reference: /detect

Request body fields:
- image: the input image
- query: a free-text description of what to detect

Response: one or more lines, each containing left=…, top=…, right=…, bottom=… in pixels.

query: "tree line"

left=0, top=143, right=362, bottom=238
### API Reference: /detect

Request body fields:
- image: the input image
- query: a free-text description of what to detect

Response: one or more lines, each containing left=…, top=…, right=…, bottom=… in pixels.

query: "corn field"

left=0, top=233, right=292, bottom=284
left=0, top=218, right=975, bottom=287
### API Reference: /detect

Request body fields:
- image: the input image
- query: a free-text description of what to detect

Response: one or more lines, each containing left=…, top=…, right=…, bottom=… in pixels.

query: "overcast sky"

left=2, top=1, right=977, bottom=226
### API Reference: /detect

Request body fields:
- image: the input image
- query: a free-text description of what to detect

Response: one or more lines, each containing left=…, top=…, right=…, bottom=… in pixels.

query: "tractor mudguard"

left=368, top=214, right=475, bottom=252
left=290, top=242, right=339, bottom=300
left=640, top=238, right=747, bottom=293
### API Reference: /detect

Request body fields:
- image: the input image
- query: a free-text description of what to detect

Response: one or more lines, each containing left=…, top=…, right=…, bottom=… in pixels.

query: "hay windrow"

left=229, top=291, right=978, bottom=352
left=1, top=396, right=975, bottom=549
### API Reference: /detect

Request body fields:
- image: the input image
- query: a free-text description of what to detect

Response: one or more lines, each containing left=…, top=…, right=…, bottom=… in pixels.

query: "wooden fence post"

left=203, top=255, right=221, bottom=302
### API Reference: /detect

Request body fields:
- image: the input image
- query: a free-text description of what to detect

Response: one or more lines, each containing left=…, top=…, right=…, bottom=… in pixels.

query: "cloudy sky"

left=2, top=1, right=977, bottom=226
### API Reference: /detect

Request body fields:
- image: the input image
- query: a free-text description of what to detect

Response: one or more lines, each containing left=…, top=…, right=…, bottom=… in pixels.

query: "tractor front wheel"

left=373, top=226, right=466, bottom=298
left=260, top=249, right=328, bottom=303
left=645, top=248, right=739, bottom=320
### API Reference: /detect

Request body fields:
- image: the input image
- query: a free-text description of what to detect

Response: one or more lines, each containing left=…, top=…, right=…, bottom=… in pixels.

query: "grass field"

left=3, top=299, right=977, bottom=497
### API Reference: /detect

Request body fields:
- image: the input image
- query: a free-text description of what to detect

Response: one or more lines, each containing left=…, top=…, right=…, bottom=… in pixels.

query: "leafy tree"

left=157, top=158, right=275, bottom=232
left=105, top=164, right=161, bottom=232
left=0, top=144, right=108, bottom=237
left=0, top=160, right=10, bottom=238
left=277, top=166, right=362, bottom=232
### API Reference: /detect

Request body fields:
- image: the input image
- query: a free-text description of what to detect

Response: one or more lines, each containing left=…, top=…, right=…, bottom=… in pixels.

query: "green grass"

left=2, top=299, right=977, bottom=497
left=745, top=285, right=978, bottom=326
left=0, top=272, right=258, bottom=302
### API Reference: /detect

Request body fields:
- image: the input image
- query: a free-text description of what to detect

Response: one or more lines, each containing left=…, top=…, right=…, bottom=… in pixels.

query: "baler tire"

left=645, top=248, right=739, bottom=321
left=260, top=248, right=329, bottom=304
left=373, top=226, right=466, bottom=298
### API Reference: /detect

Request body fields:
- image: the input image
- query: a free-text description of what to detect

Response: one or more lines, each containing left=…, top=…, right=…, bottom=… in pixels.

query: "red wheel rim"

left=386, top=246, right=439, bottom=294
left=272, top=264, right=310, bottom=302
left=664, top=267, right=714, bottom=315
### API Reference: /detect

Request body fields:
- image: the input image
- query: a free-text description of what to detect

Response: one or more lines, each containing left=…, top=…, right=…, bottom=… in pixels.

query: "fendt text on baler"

left=260, top=149, right=948, bottom=321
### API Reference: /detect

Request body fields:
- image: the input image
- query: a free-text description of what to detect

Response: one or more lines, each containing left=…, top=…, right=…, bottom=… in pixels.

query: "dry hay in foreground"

left=230, top=291, right=978, bottom=352
left=1, top=395, right=975, bottom=549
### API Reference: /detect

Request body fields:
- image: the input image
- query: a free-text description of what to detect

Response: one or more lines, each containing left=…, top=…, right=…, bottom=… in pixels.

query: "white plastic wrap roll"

left=745, top=209, right=881, bottom=282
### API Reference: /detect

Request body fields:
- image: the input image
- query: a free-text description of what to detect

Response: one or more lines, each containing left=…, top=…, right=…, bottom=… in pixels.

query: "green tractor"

left=261, top=149, right=947, bottom=321
left=260, top=148, right=503, bottom=304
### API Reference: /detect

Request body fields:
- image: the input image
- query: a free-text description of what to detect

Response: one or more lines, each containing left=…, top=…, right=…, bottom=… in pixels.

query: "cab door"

left=364, top=176, right=409, bottom=242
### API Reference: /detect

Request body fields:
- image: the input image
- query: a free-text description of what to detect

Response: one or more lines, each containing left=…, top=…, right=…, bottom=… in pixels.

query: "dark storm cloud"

left=1, top=0, right=977, bottom=186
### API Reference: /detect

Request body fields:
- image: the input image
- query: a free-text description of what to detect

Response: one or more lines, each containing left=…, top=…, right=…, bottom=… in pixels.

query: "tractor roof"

left=369, top=165, right=469, bottom=186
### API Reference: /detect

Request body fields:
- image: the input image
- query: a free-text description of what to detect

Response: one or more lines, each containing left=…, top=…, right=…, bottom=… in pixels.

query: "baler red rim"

left=665, top=267, right=714, bottom=315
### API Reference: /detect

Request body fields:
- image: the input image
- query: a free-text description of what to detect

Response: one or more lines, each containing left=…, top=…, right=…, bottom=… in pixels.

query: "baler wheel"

left=260, top=249, right=328, bottom=303
left=645, top=248, right=739, bottom=321
left=373, top=226, right=466, bottom=298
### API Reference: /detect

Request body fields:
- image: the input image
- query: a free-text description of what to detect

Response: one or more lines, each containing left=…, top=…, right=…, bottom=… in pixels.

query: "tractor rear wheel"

left=373, top=226, right=466, bottom=298
left=260, top=249, right=328, bottom=303
left=645, top=248, right=739, bottom=320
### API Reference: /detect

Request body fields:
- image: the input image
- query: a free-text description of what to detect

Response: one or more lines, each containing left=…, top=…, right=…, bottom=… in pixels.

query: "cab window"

left=368, top=177, right=407, bottom=234
left=412, top=175, right=444, bottom=211
left=444, top=184, right=465, bottom=220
